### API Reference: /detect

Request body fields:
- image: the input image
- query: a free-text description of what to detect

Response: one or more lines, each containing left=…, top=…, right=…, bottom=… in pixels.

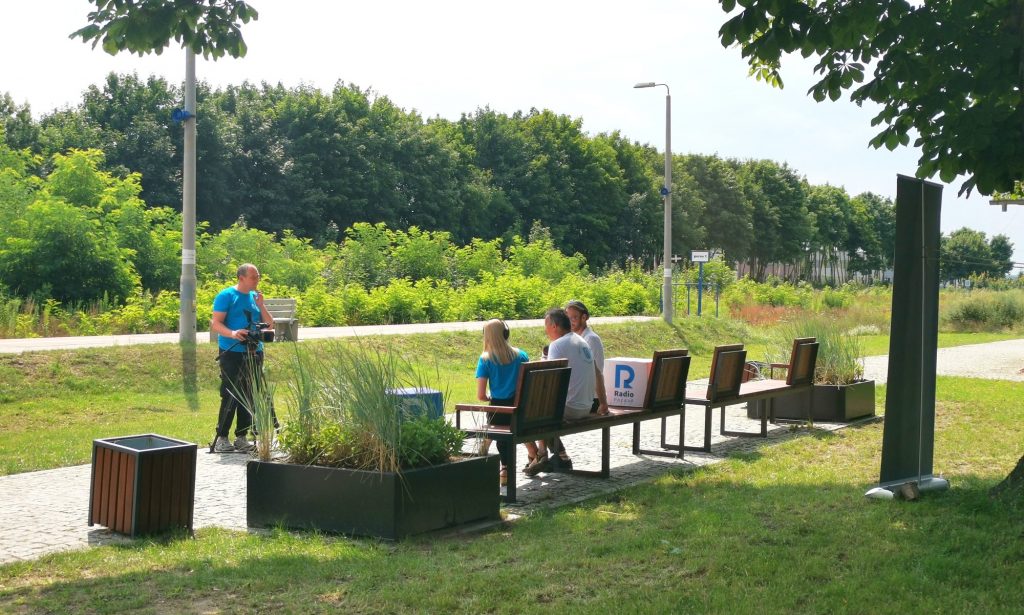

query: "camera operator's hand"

left=231, top=329, right=248, bottom=341
left=254, top=290, right=265, bottom=309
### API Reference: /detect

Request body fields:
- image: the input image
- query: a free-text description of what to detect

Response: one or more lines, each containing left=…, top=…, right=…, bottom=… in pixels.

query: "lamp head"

left=633, top=82, right=656, bottom=88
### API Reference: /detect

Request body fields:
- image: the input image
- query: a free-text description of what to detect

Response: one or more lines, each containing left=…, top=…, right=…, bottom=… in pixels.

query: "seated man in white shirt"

left=525, top=307, right=597, bottom=477
left=565, top=299, right=609, bottom=415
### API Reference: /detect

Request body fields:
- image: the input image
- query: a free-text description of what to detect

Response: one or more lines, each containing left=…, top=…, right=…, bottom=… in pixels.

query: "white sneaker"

left=233, top=436, right=255, bottom=452
left=213, top=437, right=234, bottom=453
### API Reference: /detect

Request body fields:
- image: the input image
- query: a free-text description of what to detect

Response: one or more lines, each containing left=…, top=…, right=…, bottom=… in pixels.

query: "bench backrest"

left=785, top=337, right=819, bottom=386
left=706, top=344, right=747, bottom=403
left=264, top=298, right=297, bottom=320
left=511, top=359, right=570, bottom=433
left=644, top=349, right=691, bottom=410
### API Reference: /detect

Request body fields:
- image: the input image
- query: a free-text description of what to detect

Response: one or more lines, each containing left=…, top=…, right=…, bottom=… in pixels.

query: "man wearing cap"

left=565, top=300, right=609, bottom=416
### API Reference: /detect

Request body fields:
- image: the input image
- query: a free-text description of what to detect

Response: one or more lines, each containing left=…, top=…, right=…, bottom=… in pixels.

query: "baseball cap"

left=565, top=300, right=590, bottom=316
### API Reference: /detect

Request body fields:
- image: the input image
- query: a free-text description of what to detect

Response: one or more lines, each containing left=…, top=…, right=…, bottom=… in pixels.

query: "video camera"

left=243, top=318, right=275, bottom=348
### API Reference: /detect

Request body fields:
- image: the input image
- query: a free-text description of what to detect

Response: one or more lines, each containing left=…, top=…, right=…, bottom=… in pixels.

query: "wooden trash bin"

left=89, top=434, right=197, bottom=537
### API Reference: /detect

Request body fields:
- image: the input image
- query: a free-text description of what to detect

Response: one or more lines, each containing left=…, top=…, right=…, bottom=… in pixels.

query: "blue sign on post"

left=171, top=108, right=194, bottom=123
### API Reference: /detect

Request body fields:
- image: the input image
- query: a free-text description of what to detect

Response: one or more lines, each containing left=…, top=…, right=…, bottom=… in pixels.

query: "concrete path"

left=863, top=338, right=1024, bottom=384
left=1, top=332, right=1021, bottom=565
left=0, top=316, right=655, bottom=354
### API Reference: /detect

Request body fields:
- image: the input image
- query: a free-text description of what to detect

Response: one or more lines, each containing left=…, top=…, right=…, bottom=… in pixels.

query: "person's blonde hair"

left=481, top=319, right=517, bottom=365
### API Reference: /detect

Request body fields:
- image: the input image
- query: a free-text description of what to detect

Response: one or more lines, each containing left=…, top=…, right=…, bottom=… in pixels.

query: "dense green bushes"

left=6, top=264, right=1024, bottom=337
left=942, top=290, right=1024, bottom=332
left=0, top=219, right=665, bottom=336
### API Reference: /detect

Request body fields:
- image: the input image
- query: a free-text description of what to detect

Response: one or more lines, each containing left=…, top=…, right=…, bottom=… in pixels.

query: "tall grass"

left=274, top=344, right=330, bottom=466
left=320, top=343, right=405, bottom=473
left=224, top=353, right=277, bottom=461
left=769, top=316, right=864, bottom=385
left=275, top=340, right=457, bottom=473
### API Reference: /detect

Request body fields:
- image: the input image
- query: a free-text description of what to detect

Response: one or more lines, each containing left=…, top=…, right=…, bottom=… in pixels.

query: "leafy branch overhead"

left=718, top=0, right=1024, bottom=197
left=71, top=0, right=258, bottom=60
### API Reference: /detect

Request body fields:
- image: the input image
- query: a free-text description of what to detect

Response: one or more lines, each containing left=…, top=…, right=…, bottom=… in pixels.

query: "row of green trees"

left=1, top=75, right=1015, bottom=304
left=940, top=228, right=1016, bottom=284
left=3, top=75, right=904, bottom=276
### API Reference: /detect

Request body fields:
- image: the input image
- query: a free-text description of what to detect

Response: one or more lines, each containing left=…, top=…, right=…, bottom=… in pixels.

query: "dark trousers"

left=489, top=397, right=514, bottom=468
left=216, top=350, right=263, bottom=438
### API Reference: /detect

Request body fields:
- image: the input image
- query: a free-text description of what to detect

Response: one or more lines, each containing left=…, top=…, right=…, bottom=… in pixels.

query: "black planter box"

left=747, top=380, right=876, bottom=422
left=247, top=455, right=500, bottom=540
left=89, top=434, right=197, bottom=537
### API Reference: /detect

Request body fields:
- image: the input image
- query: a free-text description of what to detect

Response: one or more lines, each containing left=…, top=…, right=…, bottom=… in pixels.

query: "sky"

left=4, top=0, right=1023, bottom=264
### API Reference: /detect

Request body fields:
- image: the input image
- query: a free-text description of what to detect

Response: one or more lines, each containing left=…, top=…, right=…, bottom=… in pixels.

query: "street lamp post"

left=179, top=49, right=197, bottom=344
left=634, top=82, right=672, bottom=324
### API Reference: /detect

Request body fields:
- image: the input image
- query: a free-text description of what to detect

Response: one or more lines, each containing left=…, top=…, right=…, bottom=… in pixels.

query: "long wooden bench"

left=455, top=349, right=691, bottom=503
left=658, top=338, right=819, bottom=453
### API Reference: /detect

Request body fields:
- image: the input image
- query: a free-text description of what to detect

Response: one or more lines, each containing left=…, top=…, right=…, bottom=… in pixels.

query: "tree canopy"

left=717, top=0, right=1024, bottom=196
left=71, top=0, right=258, bottom=59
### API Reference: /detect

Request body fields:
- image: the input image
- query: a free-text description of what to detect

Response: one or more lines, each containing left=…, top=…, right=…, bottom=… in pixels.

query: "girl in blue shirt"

left=474, top=319, right=528, bottom=485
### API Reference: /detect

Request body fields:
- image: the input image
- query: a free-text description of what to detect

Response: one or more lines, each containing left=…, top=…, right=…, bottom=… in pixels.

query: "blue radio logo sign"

left=615, top=365, right=635, bottom=389
left=610, top=360, right=649, bottom=405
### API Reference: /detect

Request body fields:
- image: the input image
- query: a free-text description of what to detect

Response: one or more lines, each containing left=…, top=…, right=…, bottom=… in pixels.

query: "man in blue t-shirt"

left=210, top=263, right=275, bottom=453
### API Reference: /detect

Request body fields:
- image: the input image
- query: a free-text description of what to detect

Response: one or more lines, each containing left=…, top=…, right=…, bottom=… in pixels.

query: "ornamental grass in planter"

left=244, top=342, right=499, bottom=540
left=761, top=317, right=876, bottom=424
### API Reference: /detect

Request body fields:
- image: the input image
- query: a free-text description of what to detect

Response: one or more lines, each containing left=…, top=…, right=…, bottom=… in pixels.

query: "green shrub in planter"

left=398, top=415, right=465, bottom=468
left=273, top=341, right=464, bottom=472
left=758, top=316, right=874, bottom=424
left=248, top=342, right=498, bottom=539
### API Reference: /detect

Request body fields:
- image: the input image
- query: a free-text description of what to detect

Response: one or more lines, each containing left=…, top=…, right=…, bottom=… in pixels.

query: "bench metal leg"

left=570, top=427, right=612, bottom=479
left=719, top=402, right=770, bottom=439
left=661, top=404, right=714, bottom=453
left=503, top=442, right=517, bottom=504
left=678, top=410, right=685, bottom=459
left=602, top=427, right=610, bottom=477
left=635, top=415, right=686, bottom=459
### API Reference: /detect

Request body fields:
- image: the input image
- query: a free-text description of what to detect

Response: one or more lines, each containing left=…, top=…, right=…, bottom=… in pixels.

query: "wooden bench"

left=455, top=350, right=691, bottom=503
left=606, top=349, right=692, bottom=458
left=209, top=297, right=299, bottom=343
left=264, top=298, right=299, bottom=341
left=658, top=338, right=819, bottom=453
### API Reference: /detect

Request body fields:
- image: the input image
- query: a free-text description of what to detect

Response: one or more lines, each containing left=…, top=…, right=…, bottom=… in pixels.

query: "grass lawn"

left=0, top=374, right=1021, bottom=613
left=0, top=319, right=759, bottom=475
